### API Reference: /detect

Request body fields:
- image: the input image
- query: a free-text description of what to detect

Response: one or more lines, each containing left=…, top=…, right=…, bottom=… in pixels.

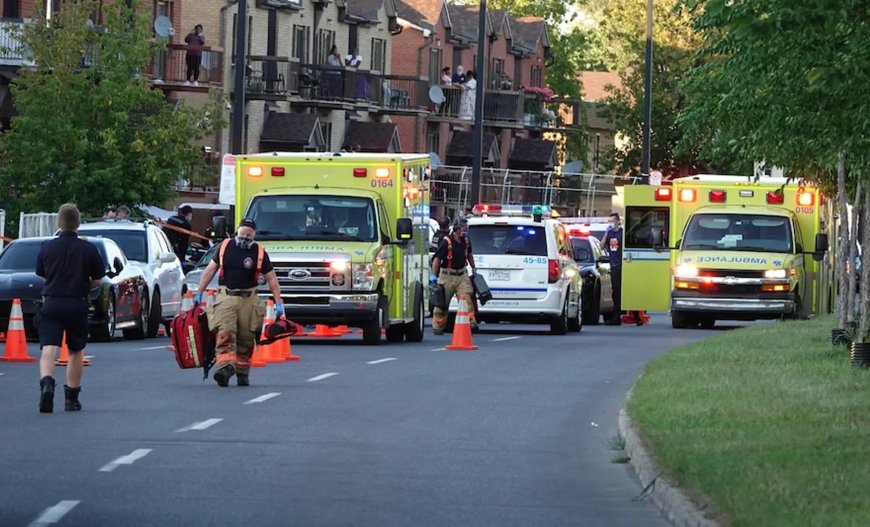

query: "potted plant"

left=247, top=78, right=265, bottom=94
left=522, top=86, right=555, bottom=125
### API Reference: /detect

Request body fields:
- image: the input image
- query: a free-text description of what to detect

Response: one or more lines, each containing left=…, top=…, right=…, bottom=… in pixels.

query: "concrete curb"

left=618, top=392, right=719, bottom=527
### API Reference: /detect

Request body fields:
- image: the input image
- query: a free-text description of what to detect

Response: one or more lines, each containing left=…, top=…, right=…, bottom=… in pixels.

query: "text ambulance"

left=620, top=175, right=834, bottom=328
left=221, top=153, right=431, bottom=345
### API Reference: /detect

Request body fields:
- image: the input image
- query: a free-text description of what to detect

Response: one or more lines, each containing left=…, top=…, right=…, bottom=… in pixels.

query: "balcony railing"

left=522, top=95, right=582, bottom=129
left=0, top=18, right=33, bottom=67
left=146, top=44, right=223, bottom=88
left=433, top=86, right=524, bottom=123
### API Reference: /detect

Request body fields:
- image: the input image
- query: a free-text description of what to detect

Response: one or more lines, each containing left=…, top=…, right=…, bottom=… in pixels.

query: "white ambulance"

left=449, top=204, right=583, bottom=334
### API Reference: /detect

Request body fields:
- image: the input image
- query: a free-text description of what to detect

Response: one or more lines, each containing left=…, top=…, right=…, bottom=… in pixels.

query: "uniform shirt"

left=36, top=231, right=105, bottom=297
left=212, top=240, right=274, bottom=289
left=163, top=214, right=192, bottom=260
left=433, top=235, right=471, bottom=270
left=602, top=227, right=623, bottom=270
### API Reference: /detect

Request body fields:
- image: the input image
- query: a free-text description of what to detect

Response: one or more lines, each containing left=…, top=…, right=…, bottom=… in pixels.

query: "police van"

left=449, top=204, right=582, bottom=334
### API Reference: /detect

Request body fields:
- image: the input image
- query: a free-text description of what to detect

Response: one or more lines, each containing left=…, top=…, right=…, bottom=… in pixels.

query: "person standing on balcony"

left=184, top=25, right=206, bottom=86
left=458, top=71, right=477, bottom=120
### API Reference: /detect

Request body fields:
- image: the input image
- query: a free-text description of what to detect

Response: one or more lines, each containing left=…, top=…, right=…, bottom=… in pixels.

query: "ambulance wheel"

left=362, top=295, right=386, bottom=345
left=550, top=298, right=569, bottom=335
left=671, top=310, right=691, bottom=329
left=405, top=285, right=425, bottom=342
left=699, top=317, right=716, bottom=330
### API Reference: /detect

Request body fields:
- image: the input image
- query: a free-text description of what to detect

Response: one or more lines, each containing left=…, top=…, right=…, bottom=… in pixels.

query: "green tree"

left=0, top=0, right=223, bottom=223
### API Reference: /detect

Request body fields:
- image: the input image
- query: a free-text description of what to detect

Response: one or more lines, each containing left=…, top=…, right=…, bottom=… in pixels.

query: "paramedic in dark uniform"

left=601, top=212, right=643, bottom=326
left=194, top=218, right=284, bottom=387
left=36, top=203, right=105, bottom=413
left=163, top=205, right=194, bottom=261
left=431, top=218, right=476, bottom=335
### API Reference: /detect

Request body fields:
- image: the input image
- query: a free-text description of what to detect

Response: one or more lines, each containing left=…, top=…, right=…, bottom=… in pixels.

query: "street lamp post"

left=640, top=0, right=653, bottom=184
left=470, top=0, right=487, bottom=206
left=231, top=0, right=248, bottom=154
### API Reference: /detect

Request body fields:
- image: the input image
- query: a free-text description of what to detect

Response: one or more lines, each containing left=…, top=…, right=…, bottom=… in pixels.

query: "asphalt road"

left=0, top=315, right=724, bottom=527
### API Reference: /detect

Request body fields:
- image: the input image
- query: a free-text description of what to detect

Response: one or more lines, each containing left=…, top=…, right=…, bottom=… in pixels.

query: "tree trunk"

left=859, top=184, right=870, bottom=344
left=846, top=180, right=861, bottom=323
left=835, top=153, right=849, bottom=328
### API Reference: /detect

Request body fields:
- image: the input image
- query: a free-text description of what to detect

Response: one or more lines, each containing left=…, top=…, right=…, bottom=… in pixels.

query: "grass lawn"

left=628, top=315, right=870, bottom=527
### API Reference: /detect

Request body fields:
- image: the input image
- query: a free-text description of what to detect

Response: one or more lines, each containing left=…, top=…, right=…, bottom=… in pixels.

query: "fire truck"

left=620, top=175, right=834, bottom=328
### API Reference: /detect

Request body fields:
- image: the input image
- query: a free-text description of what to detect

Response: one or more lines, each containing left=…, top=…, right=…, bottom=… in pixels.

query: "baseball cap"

left=239, top=217, right=257, bottom=230
left=179, top=205, right=193, bottom=215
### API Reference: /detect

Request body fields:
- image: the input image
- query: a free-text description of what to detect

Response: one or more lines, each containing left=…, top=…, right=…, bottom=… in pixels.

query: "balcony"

left=521, top=96, right=582, bottom=131
left=0, top=18, right=33, bottom=68
left=427, top=88, right=581, bottom=131
left=146, top=44, right=224, bottom=92
left=242, top=57, right=429, bottom=114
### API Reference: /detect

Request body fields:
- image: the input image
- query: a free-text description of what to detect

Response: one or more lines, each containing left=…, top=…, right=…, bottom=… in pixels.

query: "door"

left=153, top=228, right=183, bottom=316
left=621, top=186, right=672, bottom=311
left=591, top=237, right=614, bottom=311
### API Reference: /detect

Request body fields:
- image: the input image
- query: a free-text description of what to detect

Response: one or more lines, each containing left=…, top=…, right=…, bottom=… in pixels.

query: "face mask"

left=235, top=236, right=254, bottom=250
left=609, top=222, right=618, bottom=230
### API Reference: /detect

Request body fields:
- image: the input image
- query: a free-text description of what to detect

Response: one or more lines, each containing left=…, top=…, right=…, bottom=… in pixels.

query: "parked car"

left=78, top=220, right=184, bottom=337
left=0, top=236, right=148, bottom=341
left=569, top=234, right=615, bottom=325
left=182, top=243, right=219, bottom=294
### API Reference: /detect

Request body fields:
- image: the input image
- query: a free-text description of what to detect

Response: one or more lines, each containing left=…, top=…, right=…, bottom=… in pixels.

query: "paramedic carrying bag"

left=170, top=305, right=216, bottom=379
left=472, top=272, right=492, bottom=306
left=259, top=318, right=302, bottom=345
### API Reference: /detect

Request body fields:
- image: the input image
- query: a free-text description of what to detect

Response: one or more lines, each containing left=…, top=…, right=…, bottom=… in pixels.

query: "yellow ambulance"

left=224, top=153, right=431, bottom=345
left=620, top=175, right=834, bottom=328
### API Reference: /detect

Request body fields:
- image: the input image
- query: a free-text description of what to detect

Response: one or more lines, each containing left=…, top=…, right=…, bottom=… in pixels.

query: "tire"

left=699, top=317, right=715, bottom=330
left=582, top=283, right=601, bottom=326
left=405, top=285, right=425, bottom=342
left=146, top=290, right=161, bottom=338
left=385, top=325, right=404, bottom=342
left=92, top=294, right=116, bottom=342
left=362, top=295, right=386, bottom=345
left=671, top=310, right=691, bottom=329
left=123, top=291, right=148, bottom=340
left=550, top=297, right=569, bottom=335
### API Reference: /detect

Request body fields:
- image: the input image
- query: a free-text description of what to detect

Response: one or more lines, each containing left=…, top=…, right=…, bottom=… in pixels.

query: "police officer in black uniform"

left=164, top=205, right=194, bottom=261
left=36, top=203, right=105, bottom=413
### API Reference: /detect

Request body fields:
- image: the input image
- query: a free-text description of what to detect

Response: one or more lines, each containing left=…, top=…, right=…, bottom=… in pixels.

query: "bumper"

left=671, top=292, right=795, bottom=317
left=263, top=293, right=379, bottom=325
left=449, top=287, right=565, bottom=319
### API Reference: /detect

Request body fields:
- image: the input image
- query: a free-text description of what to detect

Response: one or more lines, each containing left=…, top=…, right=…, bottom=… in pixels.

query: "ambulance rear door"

left=621, top=185, right=673, bottom=311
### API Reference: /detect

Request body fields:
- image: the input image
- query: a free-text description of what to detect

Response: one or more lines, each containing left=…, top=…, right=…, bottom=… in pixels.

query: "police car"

left=449, top=204, right=582, bottom=334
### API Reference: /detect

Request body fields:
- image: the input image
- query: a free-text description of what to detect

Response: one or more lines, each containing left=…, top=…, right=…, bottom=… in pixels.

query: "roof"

left=509, top=138, right=557, bottom=168
left=260, top=112, right=320, bottom=144
left=395, top=0, right=443, bottom=30
left=489, top=9, right=509, bottom=34
left=343, top=121, right=401, bottom=153
left=510, top=16, right=548, bottom=52
left=238, top=152, right=428, bottom=162
left=577, top=71, right=622, bottom=102
left=346, top=0, right=394, bottom=23
left=446, top=132, right=498, bottom=159
left=447, top=4, right=494, bottom=41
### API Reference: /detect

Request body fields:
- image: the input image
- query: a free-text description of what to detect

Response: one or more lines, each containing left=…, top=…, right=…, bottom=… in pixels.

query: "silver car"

left=183, top=243, right=219, bottom=294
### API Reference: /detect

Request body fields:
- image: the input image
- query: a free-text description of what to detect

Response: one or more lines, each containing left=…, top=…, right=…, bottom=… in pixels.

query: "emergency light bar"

left=709, top=190, right=726, bottom=203
left=797, top=190, right=814, bottom=206
left=472, top=204, right=551, bottom=218
left=766, top=191, right=784, bottom=205
left=655, top=188, right=672, bottom=201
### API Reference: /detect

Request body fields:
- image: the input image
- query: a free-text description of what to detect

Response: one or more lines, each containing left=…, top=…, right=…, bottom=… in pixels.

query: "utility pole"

left=470, top=0, right=487, bottom=205
left=231, top=0, right=248, bottom=154
left=640, top=0, right=653, bottom=184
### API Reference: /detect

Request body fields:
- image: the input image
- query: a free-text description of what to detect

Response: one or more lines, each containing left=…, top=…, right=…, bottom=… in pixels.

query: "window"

left=0, top=241, right=40, bottom=271
left=3, top=0, right=20, bottom=18
left=246, top=195, right=378, bottom=242
left=315, top=28, right=335, bottom=65
left=428, top=48, right=442, bottom=82
left=530, top=66, right=542, bottom=87
left=147, top=229, right=162, bottom=261
left=348, top=25, right=358, bottom=55
left=513, top=56, right=523, bottom=87
left=371, top=38, right=386, bottom=72
left=81, top=230, right=148, bottom=262
left=490, top=58, right=504, bottom=88
left=103, top=240, right=128, bottom=268
left=625, top=207, right=670, bottom=250
left=292, top=25, right=310, bottom=63
left=467, top=225, right=548, bottom=256
left=231, top=13, right=253, bottom=59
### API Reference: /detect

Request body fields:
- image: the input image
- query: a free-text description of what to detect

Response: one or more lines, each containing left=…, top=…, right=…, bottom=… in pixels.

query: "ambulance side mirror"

left=395, top=218, right=413, bottom=244
left=212, top=216, right=228, bottom=239
left=813, top=233, right=828, bottom=261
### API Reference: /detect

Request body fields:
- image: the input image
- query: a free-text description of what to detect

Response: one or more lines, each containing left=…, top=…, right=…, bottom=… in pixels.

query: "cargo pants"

left=432, top=271, right=474, bottom=331
left=207, top=287, right=265, bottom=375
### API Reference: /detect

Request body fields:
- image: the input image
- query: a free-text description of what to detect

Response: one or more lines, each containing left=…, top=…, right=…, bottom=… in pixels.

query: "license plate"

left=488, top=270, right=510, bottom=281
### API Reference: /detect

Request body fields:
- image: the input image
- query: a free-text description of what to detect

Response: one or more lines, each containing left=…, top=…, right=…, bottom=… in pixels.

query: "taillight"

left=270, top=166, right=285, bottom=177
left=548, top=259, right=561, bottom=283
left=473, top=204, right=502, bottom=214
left=709, top=190, right=726, bottom=203
left=655, top=188, right=672, bottom=201
left=766, top=191, right=784, bottom=205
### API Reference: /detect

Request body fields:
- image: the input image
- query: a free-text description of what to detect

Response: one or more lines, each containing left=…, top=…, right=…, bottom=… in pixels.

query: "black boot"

left=236, top=373, right=249, bottom=387
left=64, top=385, right=82, bottom=412
left=39, top=376, right=55, bottom=413
left=213, top=365, right=235, bottom=387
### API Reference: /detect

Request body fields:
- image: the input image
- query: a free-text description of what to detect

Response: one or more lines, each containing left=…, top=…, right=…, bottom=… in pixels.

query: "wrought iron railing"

left=146, top=44, right=223, bottom=88
left=0, top=18, right=32, bottom=67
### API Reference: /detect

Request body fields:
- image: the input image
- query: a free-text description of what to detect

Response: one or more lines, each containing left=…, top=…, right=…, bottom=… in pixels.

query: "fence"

left=19, top=212, right=57, bottom=238
left=430, top=165, right=640, bottom=217
left=0, top=18, right=33, bottom=67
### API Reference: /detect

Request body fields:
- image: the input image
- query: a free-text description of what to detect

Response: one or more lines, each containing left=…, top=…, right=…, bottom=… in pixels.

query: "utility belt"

left=440, top=269, right=468, bottom=277
left=219, top=287, right=256, bottom=298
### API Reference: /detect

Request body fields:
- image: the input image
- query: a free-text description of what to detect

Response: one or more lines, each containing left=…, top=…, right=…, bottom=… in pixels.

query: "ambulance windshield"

left=246, top=195, right=377, bottom=242
left=683, top=214, right=793, bottom=253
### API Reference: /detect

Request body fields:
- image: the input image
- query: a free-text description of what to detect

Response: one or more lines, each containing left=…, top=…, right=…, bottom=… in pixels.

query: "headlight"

left=330, top=259, right=349, bottom=272
left=352, top=263, right=375, bottom=291
left=674, top=264, right=698, bottom=278
left=764, top=269, right=787, bottom=279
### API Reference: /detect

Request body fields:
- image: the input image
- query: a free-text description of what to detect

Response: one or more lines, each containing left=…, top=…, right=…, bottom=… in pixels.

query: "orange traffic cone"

left=0, top=298, right=36, bottom=362
left=334, top=325, right=352, bottom=335
left=55, top=333, right=91, bottom=367
left=250, top=341, right=266, bottom=368
left=310, top=324, right=340, bottom=338
left=261, top=301, right=286, bottom=363
left=0, top=331, right=5, bottom=341
left=181, top=291, right=194, bottom=312
left=445, top=295, right=478, bottom=351
left=281, top=335, right=300, bottom=362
